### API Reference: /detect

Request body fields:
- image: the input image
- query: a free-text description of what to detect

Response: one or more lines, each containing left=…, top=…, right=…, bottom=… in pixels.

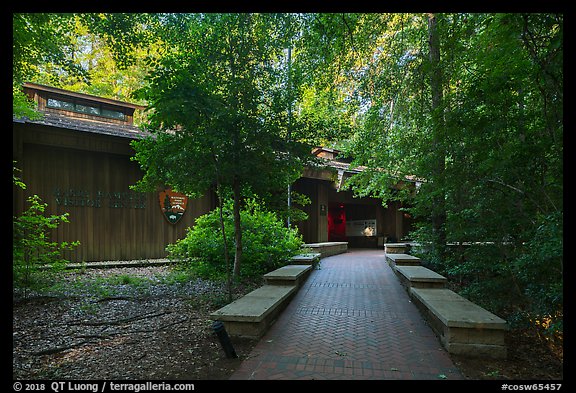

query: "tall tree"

left=427, top=13, right=447, bottom=261
left=335, top=13, right=562, bottom=331
left=131, top=13, right=311, bottom=278
left=13, top=13, right=158, bottom=118
left=13, top=13, right=84, bottom=117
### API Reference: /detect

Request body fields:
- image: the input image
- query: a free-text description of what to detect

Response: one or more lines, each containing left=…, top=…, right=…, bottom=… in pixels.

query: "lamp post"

left=212, top=321, right=237, bottom=359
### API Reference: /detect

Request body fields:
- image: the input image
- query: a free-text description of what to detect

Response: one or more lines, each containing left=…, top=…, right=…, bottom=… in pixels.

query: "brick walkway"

left=230, top=249, right=465, bottom=380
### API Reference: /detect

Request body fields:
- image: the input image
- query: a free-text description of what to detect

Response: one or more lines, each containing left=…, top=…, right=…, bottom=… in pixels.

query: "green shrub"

left=167, top=198, right=304, bottom=280
left=13, top=195, right=80, bottom=293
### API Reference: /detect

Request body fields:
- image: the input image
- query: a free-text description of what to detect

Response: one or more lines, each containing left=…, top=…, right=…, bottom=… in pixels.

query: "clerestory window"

left=46, top=97, right=126, bottom=121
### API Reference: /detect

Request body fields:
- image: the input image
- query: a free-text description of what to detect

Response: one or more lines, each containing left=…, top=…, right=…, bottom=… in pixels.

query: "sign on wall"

left=345, top=219, right=377, bottom=237
left=159, top=189, right=188, bottom=224
left=53, top=188, right=146, bottom=209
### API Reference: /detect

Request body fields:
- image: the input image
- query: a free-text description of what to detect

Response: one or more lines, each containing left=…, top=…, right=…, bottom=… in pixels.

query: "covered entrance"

left=328, top=202, right=379, bottom=248
left=292, top=147, right=415, bottom=247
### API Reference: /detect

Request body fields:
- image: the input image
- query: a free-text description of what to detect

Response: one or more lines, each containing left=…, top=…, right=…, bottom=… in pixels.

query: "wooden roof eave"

left=22, top=82, right=147, bottom=111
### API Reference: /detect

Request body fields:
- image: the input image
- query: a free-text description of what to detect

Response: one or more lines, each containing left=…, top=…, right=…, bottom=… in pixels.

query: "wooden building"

left=13, top=83, right=413, bottom=262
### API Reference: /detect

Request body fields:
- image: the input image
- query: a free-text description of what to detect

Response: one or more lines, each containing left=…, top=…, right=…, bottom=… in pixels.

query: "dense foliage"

left=315, top=13, right=563, bottom=340
left=130, top=14, right=319, bottom=278
left=167, top=199, right=304, bottom=280
left=12, top=13, right=155, bottom=119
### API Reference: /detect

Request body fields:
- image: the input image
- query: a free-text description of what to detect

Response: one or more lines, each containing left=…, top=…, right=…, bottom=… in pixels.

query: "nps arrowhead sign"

left=159, top=189, right=188, bottom=224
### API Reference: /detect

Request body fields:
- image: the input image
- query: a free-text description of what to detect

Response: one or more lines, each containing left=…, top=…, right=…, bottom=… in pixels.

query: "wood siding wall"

left=13, top=122, right=414, bottom=261
left=13, top=123, right=214, bottom=262
left=292, top=177, right=322, bottom=243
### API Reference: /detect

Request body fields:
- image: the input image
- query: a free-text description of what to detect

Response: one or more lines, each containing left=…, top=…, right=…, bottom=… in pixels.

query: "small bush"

left=167, top=198, right=304, bottom=280
left=13, top=165, right=80, bottom=296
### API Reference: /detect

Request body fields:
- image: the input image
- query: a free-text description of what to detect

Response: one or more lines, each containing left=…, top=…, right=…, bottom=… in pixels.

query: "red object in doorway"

left=328, top=204, right=346, bottom=242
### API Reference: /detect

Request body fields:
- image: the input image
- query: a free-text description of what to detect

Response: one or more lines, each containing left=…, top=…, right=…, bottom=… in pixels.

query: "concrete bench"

left=385, top=243, right=408, bottom=254
left=264, top=264, right=312, bottom=287
left=410, top=288, right=507, bottom=359
left=394, top=265, right=447, bottom=289
left=290, top=253, right=321, bottom=266
left=210, top=285, right=296, bottom=339
left=304, top=242, right=348, bottom=258
left=386, top=253, right=421, bottom=267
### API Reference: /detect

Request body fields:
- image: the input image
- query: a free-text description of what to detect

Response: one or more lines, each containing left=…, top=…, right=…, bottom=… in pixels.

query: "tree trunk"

left=428, top=13, right=447, bottom=262
left=232, top=176, right=242, bottom=278
left=216, top=182, right=233, bottom=303
left=211, top=150, right=233, bottom=301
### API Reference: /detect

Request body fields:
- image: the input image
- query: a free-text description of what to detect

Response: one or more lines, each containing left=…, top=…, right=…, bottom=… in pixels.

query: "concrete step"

left=393, top=265, right=447, bottom=289
left=290, top=253, right=321, bottom=265
left=385, top=253, right=421, bottom=267
left=264, top=264, right=312, bottom=287
left=303, top=242, right=348, bottom=258
left=210, top=285, right=297, bottom=339
left=410, top=287, right=507, bottom=359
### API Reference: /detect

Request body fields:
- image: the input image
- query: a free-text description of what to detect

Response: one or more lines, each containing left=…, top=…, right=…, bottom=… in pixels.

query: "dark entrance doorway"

left=328, top=203, right=346, bottom=242
left=328, top=202, right=381, bottom=248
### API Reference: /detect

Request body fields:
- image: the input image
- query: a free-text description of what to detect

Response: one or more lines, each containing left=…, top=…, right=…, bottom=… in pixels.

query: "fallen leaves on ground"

left=13, top=266, right=258, bottom=380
